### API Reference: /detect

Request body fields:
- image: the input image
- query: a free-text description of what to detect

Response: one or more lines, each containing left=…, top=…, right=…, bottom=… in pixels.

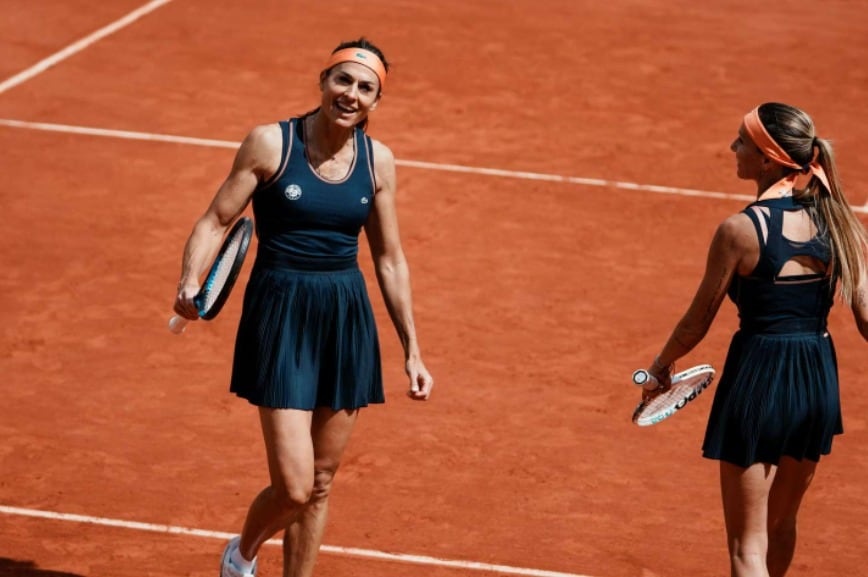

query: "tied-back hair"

left=758, top=102, right=868, bottom=305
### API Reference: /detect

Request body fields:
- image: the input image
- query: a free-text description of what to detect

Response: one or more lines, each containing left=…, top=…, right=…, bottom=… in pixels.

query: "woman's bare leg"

left=720, top=461, right=777, bottom=577
left=236, top=408, right=315, bottom=561
left=283, top=407, right=359, bottom=577
left=766, top=457, right=816, bottom=577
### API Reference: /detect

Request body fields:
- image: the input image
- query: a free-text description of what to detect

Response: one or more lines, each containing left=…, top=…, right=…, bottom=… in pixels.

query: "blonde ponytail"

left=759, top=102, right=868, bottom=306
left=811, top=138, right=868, bottom=305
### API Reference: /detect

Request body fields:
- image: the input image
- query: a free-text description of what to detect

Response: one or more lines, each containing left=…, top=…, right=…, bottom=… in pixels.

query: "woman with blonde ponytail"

left=638, top=102, right=868, bottom=577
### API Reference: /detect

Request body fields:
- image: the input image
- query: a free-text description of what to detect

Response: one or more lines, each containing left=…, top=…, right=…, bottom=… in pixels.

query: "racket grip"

left=168, top=315, right=189, bottom=335
left=632, top=369, right=658, bottom=389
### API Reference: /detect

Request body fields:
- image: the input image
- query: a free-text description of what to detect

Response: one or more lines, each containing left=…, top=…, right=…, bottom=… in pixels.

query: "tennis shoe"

left=220, top=536, right=257, bottom=577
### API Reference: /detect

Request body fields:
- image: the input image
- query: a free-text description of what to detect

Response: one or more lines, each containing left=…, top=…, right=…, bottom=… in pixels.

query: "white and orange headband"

left=743, top=106, right=830, bottom=193
left=323, top=48, right=387, bottom=90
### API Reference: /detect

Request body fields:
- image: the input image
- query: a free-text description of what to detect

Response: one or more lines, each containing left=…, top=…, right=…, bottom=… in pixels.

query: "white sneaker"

left=220, top=536, right=257, bottom=577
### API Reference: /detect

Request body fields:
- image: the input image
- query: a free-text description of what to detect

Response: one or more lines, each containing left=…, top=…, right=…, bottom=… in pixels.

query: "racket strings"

left=634, top=372, right=714, bottom=425
left=642, top=382, right=696, bottom=416
left=202, top=232, right=245, bottom=310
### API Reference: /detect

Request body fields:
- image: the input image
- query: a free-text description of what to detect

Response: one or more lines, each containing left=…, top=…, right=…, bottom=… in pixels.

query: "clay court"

left=2, top=1, right=867, bottom=576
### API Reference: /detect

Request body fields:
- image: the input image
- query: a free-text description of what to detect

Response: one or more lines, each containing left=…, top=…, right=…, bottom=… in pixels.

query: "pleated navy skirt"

left=229, top=259, right=384, bottom=410
left=702, top=330, right=843, bottom=468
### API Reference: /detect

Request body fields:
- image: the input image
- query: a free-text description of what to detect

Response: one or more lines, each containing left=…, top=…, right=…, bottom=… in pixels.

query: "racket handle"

left=168, top=315, right=189, bottom=335
left=632, top=369, right=658, bottom=389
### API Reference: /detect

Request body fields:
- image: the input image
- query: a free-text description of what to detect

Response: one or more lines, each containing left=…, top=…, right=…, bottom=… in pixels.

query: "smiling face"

left=730, top=123, right=766, bottom=181
left=319, top=62, right=381, bottom=128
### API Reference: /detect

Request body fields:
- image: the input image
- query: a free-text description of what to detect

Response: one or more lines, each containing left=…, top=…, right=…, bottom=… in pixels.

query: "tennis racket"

left=168, top=216, right=253, bottom=334
left=631, top=364, right=715, bottom=426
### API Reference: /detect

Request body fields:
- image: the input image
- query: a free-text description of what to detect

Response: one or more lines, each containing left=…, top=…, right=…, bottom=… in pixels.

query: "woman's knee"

left=310, top=467, right=338, bottom=502
left=271, top=479, right=315, bottom=511
left=730, top=539, right=768, bottom=570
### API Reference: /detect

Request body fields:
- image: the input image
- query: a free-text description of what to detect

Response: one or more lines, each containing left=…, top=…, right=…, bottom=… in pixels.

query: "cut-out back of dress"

left=729, top=197, right=835, bottom=334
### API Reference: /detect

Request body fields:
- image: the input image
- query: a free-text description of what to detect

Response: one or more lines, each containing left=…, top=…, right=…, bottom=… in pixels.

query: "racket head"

left=197, top=216, right=253, bottom=320
left=631, top=364, right=715, bottom=426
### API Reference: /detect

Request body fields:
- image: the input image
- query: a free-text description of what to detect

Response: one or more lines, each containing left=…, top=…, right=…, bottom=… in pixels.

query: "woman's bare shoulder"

left=370, top=138, right=395, bottom=166
left=716, top=212, right=756, bottom=246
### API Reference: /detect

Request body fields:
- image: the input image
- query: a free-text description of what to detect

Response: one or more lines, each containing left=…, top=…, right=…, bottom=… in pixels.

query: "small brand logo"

left=360, top=197, right=369, bottom=204
left=284, top=184, right=302, bottom=200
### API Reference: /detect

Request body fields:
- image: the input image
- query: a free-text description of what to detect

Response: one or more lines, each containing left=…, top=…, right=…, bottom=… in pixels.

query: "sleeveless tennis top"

left=704, top=196, right=843, bottom=467
left=252, top=117, right=377, bottom=269
left=727, top=196, right=835, bottom=335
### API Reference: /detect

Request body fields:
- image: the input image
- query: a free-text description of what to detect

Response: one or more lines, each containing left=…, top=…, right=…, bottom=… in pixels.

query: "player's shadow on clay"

left=0, top=558, right=84, bottom=577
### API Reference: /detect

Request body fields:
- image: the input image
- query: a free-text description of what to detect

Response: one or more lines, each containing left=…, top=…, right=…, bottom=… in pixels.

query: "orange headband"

left=323, top=48, right=386, bottom=90
left=743, top=106, right=830, bottom=193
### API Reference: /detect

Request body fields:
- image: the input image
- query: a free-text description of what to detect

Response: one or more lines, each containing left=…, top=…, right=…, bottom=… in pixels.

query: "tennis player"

left=173, top=38, right=434, bottom=577
left=643, top=103, right=868, bottom=577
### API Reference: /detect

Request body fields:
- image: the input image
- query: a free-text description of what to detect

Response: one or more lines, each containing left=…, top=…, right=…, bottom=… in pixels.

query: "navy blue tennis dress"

left=229, top=117, right=385, bottom=410
left=702, top=197, right=843, bottom=467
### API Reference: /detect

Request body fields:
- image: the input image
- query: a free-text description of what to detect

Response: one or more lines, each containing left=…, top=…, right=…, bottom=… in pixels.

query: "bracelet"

left=652, top=355, right=673, bottom=374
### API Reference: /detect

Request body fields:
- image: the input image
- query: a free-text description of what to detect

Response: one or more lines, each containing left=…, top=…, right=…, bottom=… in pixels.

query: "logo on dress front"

left=360, top=197, right=369, bottom=204
left=284, top=184, right=302, bottom=200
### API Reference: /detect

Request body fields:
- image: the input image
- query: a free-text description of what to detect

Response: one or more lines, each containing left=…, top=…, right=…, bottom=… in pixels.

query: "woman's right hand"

left=173, top=282, right=202, bottom=320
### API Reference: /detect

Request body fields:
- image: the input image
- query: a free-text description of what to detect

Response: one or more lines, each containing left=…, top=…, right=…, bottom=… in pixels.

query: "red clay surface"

left=2, top=1, right=867, bottom=576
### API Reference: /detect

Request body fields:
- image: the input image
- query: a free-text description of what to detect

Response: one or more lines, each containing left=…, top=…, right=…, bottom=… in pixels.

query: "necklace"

left=303, top=115, right=355, bottom=182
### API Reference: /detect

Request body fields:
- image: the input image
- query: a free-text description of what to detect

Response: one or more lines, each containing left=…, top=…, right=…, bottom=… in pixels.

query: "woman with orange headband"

left=172, top=37, right=433, bottom=577
left=639, top=102, right=868, bottom=577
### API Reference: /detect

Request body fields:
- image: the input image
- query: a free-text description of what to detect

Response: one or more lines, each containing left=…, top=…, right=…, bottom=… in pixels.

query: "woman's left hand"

left=405, top=357, right=434, bottom=401
left=642, top=358, right=672, bottom=400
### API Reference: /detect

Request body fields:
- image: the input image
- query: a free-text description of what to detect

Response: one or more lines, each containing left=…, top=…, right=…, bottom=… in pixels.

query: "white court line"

left=0, top=118, right=239, bottom=149
left=0, top=118, right=750, bottom=203
left=0, top=505, right=595, bottom=577
left=0, top=0, right=175, bottom=95
left=1, top=117, right=866, bottom=215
